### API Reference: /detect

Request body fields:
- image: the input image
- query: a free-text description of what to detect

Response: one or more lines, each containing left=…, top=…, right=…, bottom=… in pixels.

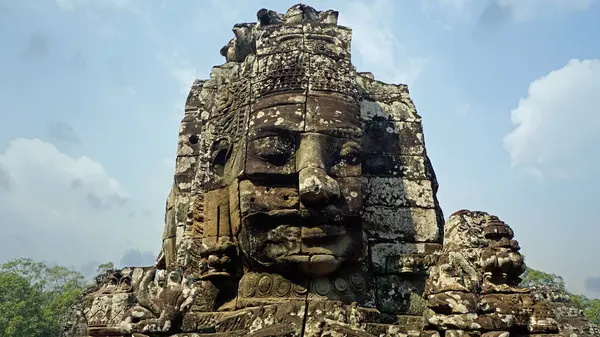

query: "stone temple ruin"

left=63, top=4, right=600, bottom=337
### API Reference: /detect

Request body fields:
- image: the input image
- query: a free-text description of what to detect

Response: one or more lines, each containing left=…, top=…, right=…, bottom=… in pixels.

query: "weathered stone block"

left=356, top=74, right=410, bottom=103
left=424, top=311, right=481, bottom=331
left=362, top=119, right=425, bottom=156
left=336, top=176, right=363, bottom=214
left=203, top=188, right=231, bottom=238
left=360, top=98, right=421, bottom=122
left=251, top=91, right=307, bottom=111
left=377, top=275, right=427, bottom=315
left=446, top=330, right=481, bottom=337
left=177, top=117, right=203, bottom=156
left=363, top=177, right=436, bottom=208
left=420, top=331, right=442, bottom=337
left=256, top=24, right=303, bottom=55
left=481, top=332, right=509, bottom=337
left=181, top=311, right=224, bottom=332
left=362, top=206, right=441, bottom=242
left=248, top=102, right=305, bottom=140
left=370, top=242, right=441, bottom=274
left=303, top=22, right=351, bottom=60
left=184, top=79, right=204, bottom=111
left=304, top=300, right=378, bottom=336
left=308, top=54, right=357, bottom=97
left=362, top=154, right=430, bottom=179
left=252, top=51, right=309, bottom=100
left=163, top=208, right=176, bottom=240
left=176, top=135, right=200, bottom=157
left=228, top=179, right=241, bottom=237
left=427, top=292, right=479, bottom=314
left=217, top=302, right=307, bottom=336
left=305, top=94, right=361, bottom=134
left=425, top=311, right=516, bottom=331
left=203, top=64, right=238, bottom=90
left=386, top=254, right=439, bottom=276
left=174, top=156, right=197, bottom=193
left=479, top=293, right=534, bottom=315
left=239, top=180, right=299, bottom=216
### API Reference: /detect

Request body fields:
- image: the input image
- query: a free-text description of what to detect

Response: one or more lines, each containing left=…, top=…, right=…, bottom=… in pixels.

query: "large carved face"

left=205, top=91, right=364, bottom=278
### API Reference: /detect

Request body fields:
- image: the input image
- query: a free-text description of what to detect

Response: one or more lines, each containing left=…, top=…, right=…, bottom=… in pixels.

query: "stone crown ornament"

left=62, top=4, right=599, bottom=337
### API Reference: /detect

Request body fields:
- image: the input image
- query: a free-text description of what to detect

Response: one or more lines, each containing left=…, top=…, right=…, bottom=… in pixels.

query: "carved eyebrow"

left=252, top=125, right=299, bottom=140
left=318, top=127, right=361, bottom=139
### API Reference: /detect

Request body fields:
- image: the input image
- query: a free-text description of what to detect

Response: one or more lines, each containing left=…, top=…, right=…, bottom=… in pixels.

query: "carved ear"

left=220, top=42, right=231, bottom=58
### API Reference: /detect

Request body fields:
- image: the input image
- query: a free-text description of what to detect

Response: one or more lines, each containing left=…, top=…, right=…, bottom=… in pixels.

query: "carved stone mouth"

left=301, top=225, right=346, bottom=240
left=279, top=254, right=342, bottom=277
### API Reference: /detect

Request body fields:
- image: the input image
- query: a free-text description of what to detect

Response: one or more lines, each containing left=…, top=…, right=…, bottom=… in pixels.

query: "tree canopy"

left=520, top=266, right=566, bottom=290
left=0, top=258, right=87, bottom=337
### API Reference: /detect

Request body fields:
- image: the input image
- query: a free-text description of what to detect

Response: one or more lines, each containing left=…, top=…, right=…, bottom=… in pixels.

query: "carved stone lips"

left=301, top=225, right=346, bottom=239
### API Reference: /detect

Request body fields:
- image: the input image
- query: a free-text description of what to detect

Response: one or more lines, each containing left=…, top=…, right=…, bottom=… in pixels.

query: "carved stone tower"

left=62, top=4, right=599, bottom=337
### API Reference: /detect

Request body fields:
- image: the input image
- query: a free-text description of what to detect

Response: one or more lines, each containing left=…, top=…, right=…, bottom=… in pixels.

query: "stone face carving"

left=62, top=4, right=599, bottom=337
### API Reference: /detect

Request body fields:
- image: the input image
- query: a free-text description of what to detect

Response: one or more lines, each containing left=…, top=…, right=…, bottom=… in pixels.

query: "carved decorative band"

left=238, top=271, right=369, bottom=299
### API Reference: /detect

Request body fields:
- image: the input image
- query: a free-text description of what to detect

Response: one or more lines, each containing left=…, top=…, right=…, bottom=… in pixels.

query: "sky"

left=0, top=0, right=599, bottom=297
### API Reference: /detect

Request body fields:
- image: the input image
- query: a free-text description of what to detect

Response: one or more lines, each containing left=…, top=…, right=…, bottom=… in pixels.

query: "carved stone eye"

left=340, top=142, right=361, bottom=165
left=211, top=139, right=232, bottom=175
left=253, top=135, right=294, bottom=165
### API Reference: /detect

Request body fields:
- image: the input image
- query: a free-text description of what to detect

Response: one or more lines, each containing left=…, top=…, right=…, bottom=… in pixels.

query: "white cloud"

left=339, top=0, right=425, bottom=86
left=498, top=0, right=596, bottom=22
left=503, top=59, right=600, bottom=178
left=0, top=165, right=13, bottom=191
left=0, top=139, right=143, bottom=268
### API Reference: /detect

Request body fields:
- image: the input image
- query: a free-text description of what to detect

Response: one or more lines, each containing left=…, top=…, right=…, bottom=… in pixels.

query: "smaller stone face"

left=421, top=210, right=573, bottom=337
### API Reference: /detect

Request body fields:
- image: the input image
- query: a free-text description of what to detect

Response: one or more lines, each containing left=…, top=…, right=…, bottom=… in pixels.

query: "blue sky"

left=0, top=0, right=599, bottom=297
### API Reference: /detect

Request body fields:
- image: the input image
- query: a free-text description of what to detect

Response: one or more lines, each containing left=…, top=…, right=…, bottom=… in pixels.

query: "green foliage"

left=570, top=293, right=600, bottom=325
left=0, top=258, right=87, bottom=337
left=523, top=266, right=600, bottom=326
left=520, top=267, right=566, bottom=290
left=96, top=261, right=114, bottom=274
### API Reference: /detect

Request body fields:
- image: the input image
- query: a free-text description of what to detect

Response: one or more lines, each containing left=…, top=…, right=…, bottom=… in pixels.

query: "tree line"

left=0, top=258, right=598, bottom=336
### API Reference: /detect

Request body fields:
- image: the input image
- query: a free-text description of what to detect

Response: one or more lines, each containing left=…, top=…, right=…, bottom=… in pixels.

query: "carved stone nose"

left=299, top=167, right=340, bottom=206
